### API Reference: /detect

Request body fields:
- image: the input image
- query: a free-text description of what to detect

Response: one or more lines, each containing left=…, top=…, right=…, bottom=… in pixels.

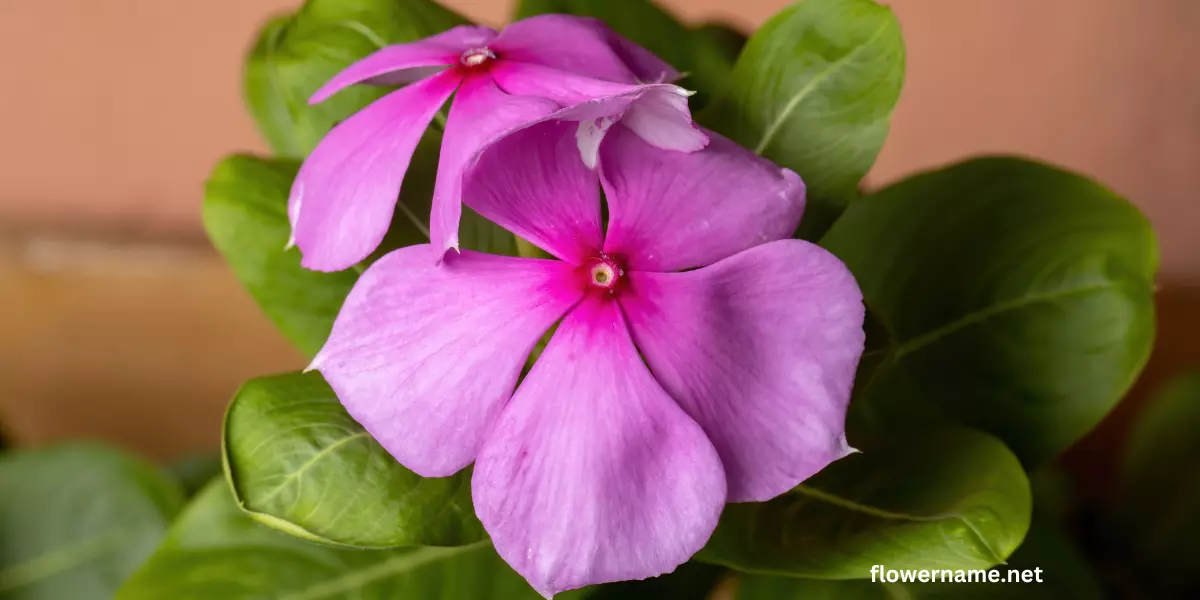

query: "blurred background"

left=0, top=0, right=1196, bottom=490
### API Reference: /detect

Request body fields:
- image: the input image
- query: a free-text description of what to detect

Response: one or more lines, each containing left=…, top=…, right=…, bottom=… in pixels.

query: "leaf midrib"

left=890, top=281, right=1133, bottom=360
left=274, top=542, right=488, bottom=600
left=253, top=431, right=370, bottom=504
left=794, top=485, right=1005, bottom=565
left=752, top=19, right=891, bottom=155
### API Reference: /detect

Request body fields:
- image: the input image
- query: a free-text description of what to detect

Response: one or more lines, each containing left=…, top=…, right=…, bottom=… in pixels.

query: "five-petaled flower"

left=309, top=116, right=866, bottom=596
left=288, top=15, right=709, bottom=271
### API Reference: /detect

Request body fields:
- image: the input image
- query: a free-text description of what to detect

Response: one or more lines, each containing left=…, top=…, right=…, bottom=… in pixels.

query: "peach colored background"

left=0, top=1, right=1197, bottom=466
left=1, top=0, right=1197, bottom=285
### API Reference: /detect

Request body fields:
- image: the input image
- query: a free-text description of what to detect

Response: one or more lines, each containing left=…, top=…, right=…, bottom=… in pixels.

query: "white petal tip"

left=303, top=354, right=325, bottom=374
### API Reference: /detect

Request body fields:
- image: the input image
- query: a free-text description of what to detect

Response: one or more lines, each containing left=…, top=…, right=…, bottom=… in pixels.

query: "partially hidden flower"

left=288, top=15, right=709, bottom=271
left=309, top=118, right=866, bottom=596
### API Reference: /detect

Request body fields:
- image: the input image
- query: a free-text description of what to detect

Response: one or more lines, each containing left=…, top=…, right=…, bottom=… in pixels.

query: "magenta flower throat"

left=288, top=15, right=709, bottom=272
left=309, top=118, right=866, bottom=596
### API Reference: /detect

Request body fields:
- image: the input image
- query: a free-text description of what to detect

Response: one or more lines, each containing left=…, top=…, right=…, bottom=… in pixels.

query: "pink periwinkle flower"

left=309, top=116, right=866, bottom=596
left=288, top=15, right=709, bottom=271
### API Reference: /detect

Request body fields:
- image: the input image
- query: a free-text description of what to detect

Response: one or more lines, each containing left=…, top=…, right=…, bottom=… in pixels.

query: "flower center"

left=586, top=255, right=624, bottom=293
left=459, top=47, right=496, bottom=68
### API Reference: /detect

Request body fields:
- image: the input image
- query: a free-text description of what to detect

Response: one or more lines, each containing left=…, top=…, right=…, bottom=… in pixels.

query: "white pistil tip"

left=590, top=263, right=616, bottom=287
left=460, top=47, right=495, bottom=67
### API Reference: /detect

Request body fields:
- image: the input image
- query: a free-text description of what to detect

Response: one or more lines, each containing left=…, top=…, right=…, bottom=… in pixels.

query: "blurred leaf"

left=203, top=155, right=357, bottom=357
left=513, top=0, right=738, bottom=108
left=223, top=371, right=484, bottom=548
left=729, top=524, right=1102, bottom=599
left=705, top=0, right=904, bottom=239
left=0, top=443, right=184, bottom=599
left=823, top=157, right=1158, bottom=466
left=686, top=23, right=747, bottom=109
left=697, top=428, right=1030, bottom=577
left=692, top=23, right=747, bottom=61
left=116, top=480, right=539, bottom=600
left=583, top=562, right=724, bottom=599
left=167, top=454, right=224, bottom=499
left=245, top=0, right=467, bottom=157
left=1119, top=371, right=1200, bottom=592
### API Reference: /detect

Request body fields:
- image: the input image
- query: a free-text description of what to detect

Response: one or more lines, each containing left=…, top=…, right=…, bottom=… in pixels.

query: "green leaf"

left=1119, top=371, right=1200, bottom=592
left=117, top=480, right=539, bottom=600
left=729, top=524, right=1102, bottom=599
left=697, top=428, right=1030, bottom=578
left=203, top=155, right=358, bottom=357
left=167, top=454, right=224, bottom=499
left=582, top=562, right=725, bottom=599
left=822, top=156, right=1158, bottom=466
left=223, top=371, right=485, bottom=548
left=245, top=0, right=467, bottom=157
left=704, top=0, right=904, bottom=238
left=686, top=23, right=747, bottom=110
left=0, top=443, right=184, bottom=599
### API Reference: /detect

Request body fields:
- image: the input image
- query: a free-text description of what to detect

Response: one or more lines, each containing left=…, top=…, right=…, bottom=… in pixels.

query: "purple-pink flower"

left=309, top=116, right=865, bottom=595
left=288, top=15, right=709, bottom=271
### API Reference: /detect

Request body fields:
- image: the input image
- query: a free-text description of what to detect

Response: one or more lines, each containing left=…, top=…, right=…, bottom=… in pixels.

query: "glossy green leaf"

left=697, top=428, right=1030, bottom=577
left=245, top=0, right=467, bottom=156
left=705, top=0, right=904, bottom=237
left=203, top=155, right=358, bottom=357
left=0, top=444, right=184, bottom=599
left=1119, top=371, right=1200, bottom=592
left=823, top=157, right=1158, bottom=465
left=730, top=524, right=1101, bottom=599
left=116, top=480, right=539, bottom=600
left=223, top=371, right=484, bottom=548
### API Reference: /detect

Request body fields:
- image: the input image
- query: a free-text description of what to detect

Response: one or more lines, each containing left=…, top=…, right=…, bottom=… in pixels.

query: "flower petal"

left=493, top=15, right=638, bottom=83
left=311, top=245, right=584, bottom=477
left=619, top=240, right=865, bottom=502
left=309, top=25, right=495, bottom=103
left=617, top=92, right=709, bottom=153
left=461, top=119, right=603, bottom=265
left=603, top=30, right=680, bottom=83
left=473, top=295, right=726, bottom=597
left=601, top=125, right=804, bottom=271
left=491, top=61, right=708, bottom=157
left=430, top=74, right=559, bottom=256
left=289, top=70, right=460, bottom=272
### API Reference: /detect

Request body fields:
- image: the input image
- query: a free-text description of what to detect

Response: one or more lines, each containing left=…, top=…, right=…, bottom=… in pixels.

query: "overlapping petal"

left=431, top=74, right=559, bottom=256
left=601, top=125, right=805, bottom=271
left=473, top=295, right=726, bottom=597
left=491, top=61, right=707, bottom=159
left=601, top=28, right=680, bottom=83
left=289, top=70, right=460, bottom=272
left=461, top=119, right=602, bottom=265
left=311, top=245, right=584, bottom=477
left=309, top=25, right=495, bottom=103
left=492, top=15, right=639, bottom=83
left=618, top=240, right=865, bottom=502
